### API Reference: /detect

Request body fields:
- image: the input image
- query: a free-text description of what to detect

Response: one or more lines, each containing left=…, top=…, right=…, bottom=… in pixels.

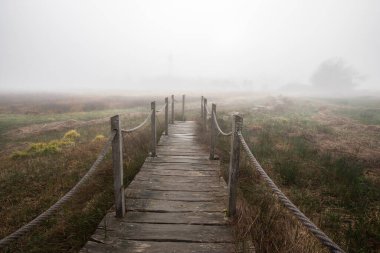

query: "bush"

left=93, top=134, right=106, bottom=142
left=63, top=130, right=80, bottom=141
left=11, top=130, right=79, bottom=159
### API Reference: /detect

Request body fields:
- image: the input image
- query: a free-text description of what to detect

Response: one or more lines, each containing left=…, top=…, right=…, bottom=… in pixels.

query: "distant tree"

left=310, top=58, right=362, bottom=91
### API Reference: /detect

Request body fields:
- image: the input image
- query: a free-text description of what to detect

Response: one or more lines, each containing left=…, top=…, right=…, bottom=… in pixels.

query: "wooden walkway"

left=81, top=121, right=234, bottom=253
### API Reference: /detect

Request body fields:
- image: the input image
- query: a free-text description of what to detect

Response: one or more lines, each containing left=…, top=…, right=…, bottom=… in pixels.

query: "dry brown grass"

left=196, top=121, right=327, bottom=253
left=0, top=115, right=158, bottom=252
left=233, top=161, right=328, bottom=253
left=196, top=96, right=380, bottom=252
left=312, top=109, right=380, bottom=166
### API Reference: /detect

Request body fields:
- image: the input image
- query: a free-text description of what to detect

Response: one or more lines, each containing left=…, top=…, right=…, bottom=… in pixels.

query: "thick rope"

left=0, top=131, right=116, bottom=250
left=212, top=111, right=232, bottom=136
left=237, top=132, right=345, bottom=253
left=121, top=110, right=152, bottom=133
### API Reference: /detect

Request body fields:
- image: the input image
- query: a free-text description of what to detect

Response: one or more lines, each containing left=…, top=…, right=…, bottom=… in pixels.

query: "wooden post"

left=201, top=96, right=204, bottom=120
left=165, top=97, right=169, bottom=135
left=111, top=115, right=125, bottom=218
left=228, top=114, right=243, bottom=217
left=209, top=103, right=216, bottom=160
left=203, top=98, right=207, bottom=131
left=171, top=95, right=174, bottom=124
left=151, top=101, right=157, bottom=157
left=182, top=94, right=185, bottom=121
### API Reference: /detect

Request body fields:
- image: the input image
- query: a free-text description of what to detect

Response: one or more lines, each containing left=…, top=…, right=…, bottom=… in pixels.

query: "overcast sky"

left=0, top=0, right=379, bottom=92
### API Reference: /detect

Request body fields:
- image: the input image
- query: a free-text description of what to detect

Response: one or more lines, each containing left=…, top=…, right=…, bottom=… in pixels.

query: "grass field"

left=204, top=95, right=380, bottom=253
left=0, top=94, right=171, bottom=252
left=0, top=93, right=379, bottom=252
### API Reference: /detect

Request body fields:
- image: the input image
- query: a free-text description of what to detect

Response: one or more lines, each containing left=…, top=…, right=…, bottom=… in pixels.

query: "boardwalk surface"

left=81, top=121, right=234, bottom=253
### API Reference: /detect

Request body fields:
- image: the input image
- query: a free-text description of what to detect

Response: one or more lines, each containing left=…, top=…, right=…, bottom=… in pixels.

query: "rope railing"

left=0, top=94, right=179, bottom=250
left=200, top=96, right=346, bottom=252
left=0, top=131, right=116, bottom=250
left=212, top=111, right=232, bottom=136
left=237, top=132, right=345, bottom=253
left=121, top=109, right=152, bottom=134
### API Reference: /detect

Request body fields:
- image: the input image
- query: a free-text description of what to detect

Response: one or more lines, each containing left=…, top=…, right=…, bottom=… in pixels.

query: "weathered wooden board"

left=141, top=166, right=219, bottom=172
left=137, top=169, right=219, bottom=177
left=101, top=211, right=228, bottom=225
left=133, top=174, right=221, bottom=183
left=91, top=223, right=233, bottom=243
left=128, top=177, right=226, bottom=189
left=126, top=189, right=226, bottom=201
left=141, top=163, right=220, bottom=171
left=126, top=198, right=226, bottom=212
left=81, top=121, right=234, bottom=253
left=145, top=157, right=217, bottom=165
left=82, top=240, right=234, bottom=253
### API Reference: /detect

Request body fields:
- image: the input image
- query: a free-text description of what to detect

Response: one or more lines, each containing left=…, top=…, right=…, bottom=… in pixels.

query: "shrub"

left=11, top=142, right=61, bottom=158
left=11, top=130, right=79, bottom=159
left=63, top=130, right=80, bottom=141
left=93, top=134, right=106, bottom=142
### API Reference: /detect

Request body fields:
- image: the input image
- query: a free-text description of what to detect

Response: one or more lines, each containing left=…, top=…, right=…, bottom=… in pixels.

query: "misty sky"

left=0, top=0, right=379, bottom=92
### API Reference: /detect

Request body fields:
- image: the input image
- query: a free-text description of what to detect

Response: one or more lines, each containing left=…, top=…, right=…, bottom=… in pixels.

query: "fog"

left=0, top=0, right=379, bottom=95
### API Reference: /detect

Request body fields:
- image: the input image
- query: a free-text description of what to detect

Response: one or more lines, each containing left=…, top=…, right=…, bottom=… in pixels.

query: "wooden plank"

left=128, top=180, right=225, bottom=189
left=157, top=142, right=199, bottom=146
left=157, top=155, right=215, bottom=160
left=135, top=175, right=215, bottom=184
left=126, top=199, right=226, bottom=212
left=157, top=143, right=206, bottom=149
left=156, top=149, right=206, bottom=154
left=82, top=240, right=234, bottom=253
left=101, top=211, right=228, bottom=225
left=128, top=175, right=225, bottom=186
left=145, top=157, right=218, bottom=165
left=157, top=152, right=207, bottom=156
left=142, top=162, right=217, bottom=168
left=137, top=169, right=218, bottom=177
left=125, top=212, right=229, bottom=225
left=125, top=189, right=226, bottom=201
left=124, top=211, right=228, bottom=225
left=140, top=164, right=219, bottom=171
left=91, top=223, right=233, bottom=243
